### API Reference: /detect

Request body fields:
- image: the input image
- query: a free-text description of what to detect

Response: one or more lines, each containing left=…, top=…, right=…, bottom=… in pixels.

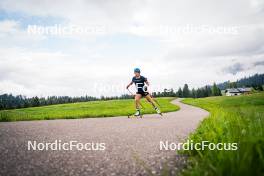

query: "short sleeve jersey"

left=132, top=76, right=147, bottom=92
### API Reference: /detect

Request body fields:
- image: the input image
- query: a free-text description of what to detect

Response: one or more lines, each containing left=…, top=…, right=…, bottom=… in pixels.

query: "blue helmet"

left=134, top=68, right=141, bottom=73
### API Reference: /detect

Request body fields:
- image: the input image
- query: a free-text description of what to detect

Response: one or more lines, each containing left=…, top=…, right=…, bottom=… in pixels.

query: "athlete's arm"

left=144, top=78, right=151, bottom=94
left=126, top=81, right=133, bottom=89
left=145, top=80, right=150, bottom=86
left=145, top=77, right=150, bottom=86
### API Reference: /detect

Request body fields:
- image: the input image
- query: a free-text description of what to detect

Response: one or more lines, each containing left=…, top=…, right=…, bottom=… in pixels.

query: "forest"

left=0, top=74, right=263, bottom=110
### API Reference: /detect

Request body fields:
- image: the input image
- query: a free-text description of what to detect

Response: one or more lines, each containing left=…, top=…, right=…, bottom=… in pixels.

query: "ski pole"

left=127, top=88, right=134, bottom=96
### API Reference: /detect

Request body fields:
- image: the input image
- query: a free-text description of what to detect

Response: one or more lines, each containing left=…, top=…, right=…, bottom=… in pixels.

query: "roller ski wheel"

left=128, top=114, right=143, bottom=118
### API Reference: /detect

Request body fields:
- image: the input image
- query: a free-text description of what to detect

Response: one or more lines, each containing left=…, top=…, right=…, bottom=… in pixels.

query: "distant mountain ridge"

left=217, top=73, right=264, bottom=90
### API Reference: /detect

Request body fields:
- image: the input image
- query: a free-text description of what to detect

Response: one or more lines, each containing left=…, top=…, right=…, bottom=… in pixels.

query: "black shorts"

left=136, top=91, right=149, bottom=97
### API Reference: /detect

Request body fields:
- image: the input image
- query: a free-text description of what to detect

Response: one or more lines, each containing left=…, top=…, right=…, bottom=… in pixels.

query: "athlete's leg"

left=145, top=94, right=156, bottom=108
left=145, top=95, right=161, bottom=114
left=135, top=94, right=142, bottom=115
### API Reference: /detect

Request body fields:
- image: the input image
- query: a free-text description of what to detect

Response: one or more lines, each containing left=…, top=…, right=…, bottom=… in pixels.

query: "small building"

left=225, top=88, right=251, bottom=96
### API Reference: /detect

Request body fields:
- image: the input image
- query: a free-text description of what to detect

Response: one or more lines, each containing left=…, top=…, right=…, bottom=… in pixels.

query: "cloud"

left=0, top=20, right=46, bottom=48
left=222, top=56, right=264, bottom=75
left=222, top=63, right=244, bottom=75
left=254, top=60, right=264, bottom=66
left=0, top=46, right=144, bottom=97
left=0, top=0, right=264, bottom=96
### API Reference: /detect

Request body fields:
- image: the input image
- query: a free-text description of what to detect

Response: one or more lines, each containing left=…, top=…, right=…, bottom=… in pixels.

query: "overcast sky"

left=0, top=0, right=264, bottom=97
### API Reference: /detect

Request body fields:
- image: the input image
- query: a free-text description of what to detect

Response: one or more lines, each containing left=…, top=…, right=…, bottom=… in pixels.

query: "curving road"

left=0, top=99, right=208, bottom=176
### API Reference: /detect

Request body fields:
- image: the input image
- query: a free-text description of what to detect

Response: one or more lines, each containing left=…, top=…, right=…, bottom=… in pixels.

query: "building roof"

left=226, top=87, right=251, bottom=93
left=237, top=88, right=251, bottom=92
left=226, top=88, right=240, bottom=93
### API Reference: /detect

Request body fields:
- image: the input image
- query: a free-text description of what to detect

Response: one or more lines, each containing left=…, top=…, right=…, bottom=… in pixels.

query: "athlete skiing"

left=126, top=68, right=161, bottom=117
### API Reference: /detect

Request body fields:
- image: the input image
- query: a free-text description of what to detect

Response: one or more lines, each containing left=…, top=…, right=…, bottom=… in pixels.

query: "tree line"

left=1, top=73, right=263, bottom=110
left=0, top=84, right=218, bottom=110
left=217, top=73, right=264, bottom=90
left=0, top=94, right=136, bottom=110
left=153, top=73, right=264, bottom=98
left=0, top=95, right=98, bottom=110
left=152, top=83, right=222, bottom=98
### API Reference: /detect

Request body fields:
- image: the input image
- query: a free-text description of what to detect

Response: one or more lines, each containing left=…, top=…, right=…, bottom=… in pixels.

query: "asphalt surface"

left=0, top=99, right=209, bottom=176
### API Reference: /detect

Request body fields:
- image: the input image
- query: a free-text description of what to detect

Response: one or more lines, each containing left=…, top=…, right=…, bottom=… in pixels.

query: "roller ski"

left=128, top=109, right=143, bottom=118
left=155, top=107, right=163, bottom=116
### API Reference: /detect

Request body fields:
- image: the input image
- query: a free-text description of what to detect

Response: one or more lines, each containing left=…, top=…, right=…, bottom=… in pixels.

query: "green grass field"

left=0, top=97, right=179, bottom=122
left=180, top=93, right=264, bottom=176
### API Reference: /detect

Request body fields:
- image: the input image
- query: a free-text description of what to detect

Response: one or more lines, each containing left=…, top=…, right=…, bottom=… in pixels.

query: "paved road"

left=0, top=99, right=208, bottom=176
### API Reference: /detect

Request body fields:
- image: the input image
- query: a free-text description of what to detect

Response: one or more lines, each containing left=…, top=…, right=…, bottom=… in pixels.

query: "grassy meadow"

left=180, top=93, right=264, bottom=176
left=0, top=97, right=179, bottom=122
